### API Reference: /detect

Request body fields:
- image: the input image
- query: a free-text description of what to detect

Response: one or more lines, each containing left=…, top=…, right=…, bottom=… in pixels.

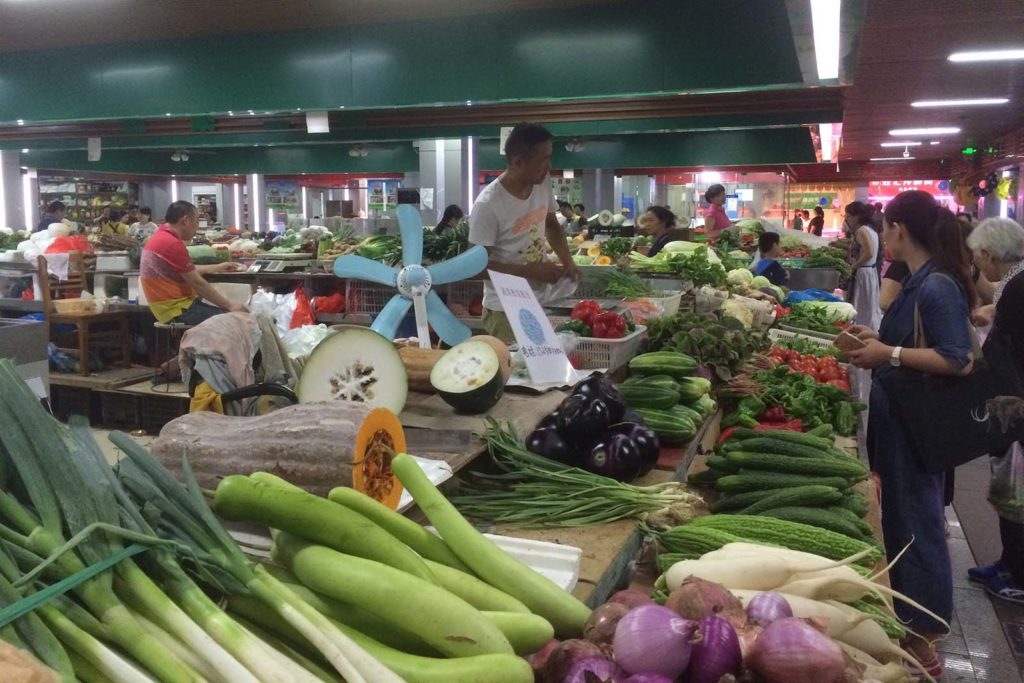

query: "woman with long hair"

left=848, top=191, right=977, bottom=677
left=435, top=204, right=464, bottom=234
left=844, top=201, right=881, bottom=330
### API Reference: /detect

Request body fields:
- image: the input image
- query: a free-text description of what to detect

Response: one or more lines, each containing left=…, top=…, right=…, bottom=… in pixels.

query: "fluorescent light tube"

left=810, top=0, right=841, bottom=80
left=0, top=152, right=6, bottom=228
left=22, top=169, right=36, bottom=232
left=889, top=127, right=960, bottom=136
left=880, top=141, right=922, bottom=147
left=305, top=111, right=329, bottom=134
left=949, top=48, right=1024, bottom=63
left=911, top=98, right=1008, bottom=107
left=870, top=157, right=915, bottom=161
left=819, top=123, right=833, bottom=161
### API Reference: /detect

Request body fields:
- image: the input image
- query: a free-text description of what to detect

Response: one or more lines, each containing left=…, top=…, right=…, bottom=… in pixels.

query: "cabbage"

left=663, top=241, right=722, bottom=264
left=751, top=275, right=771, bottom=289
left=727, top=268, right=754, bottom=287
left=734, top=218, right=765, bottom=236
left=797, top=301, right=857, bottom=323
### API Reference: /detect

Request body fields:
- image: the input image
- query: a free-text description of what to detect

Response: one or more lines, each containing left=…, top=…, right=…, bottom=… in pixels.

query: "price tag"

left=488, top=270, right=573, bottom=384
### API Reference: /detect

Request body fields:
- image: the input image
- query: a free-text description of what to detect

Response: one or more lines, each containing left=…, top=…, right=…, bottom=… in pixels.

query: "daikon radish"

left=665, top=556, right=794, bottom=592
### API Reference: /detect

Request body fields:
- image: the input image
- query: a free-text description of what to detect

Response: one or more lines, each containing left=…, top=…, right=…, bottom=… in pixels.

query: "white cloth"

left=43, top=253, right=70, bottom=281
left=469, top=175, right=558, bottom=311
left=852, top=267, right=881, bottom=330
left=859, top=226, right=879, bottom=266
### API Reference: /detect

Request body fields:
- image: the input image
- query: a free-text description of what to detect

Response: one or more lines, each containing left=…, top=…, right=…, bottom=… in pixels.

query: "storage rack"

left=38, top=176, right=139, bottom=225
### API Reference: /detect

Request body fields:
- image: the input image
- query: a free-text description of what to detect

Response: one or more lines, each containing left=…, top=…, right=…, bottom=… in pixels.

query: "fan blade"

left=370, top=295, right=412, bottom=340
left=333, top=255, right=398, bottom=286
left=397, top=204, right=424, bottom=267
left=427, top=245, right=489, bottom=286
left=426, top=289, right=472, bottom=347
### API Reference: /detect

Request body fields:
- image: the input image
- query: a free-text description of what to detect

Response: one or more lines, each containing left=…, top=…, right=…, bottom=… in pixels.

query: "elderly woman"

left=847, top=191, right=977, bottom=677
left=965, top=217, right=1024, bottom=604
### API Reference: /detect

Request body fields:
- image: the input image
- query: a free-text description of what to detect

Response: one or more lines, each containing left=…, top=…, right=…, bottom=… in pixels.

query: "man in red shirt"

left=140, top=201, right=246, bottom=325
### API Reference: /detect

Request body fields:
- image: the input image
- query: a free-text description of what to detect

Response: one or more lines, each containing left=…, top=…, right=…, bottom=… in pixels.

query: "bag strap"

left=912, top=272, right=983, bottom=358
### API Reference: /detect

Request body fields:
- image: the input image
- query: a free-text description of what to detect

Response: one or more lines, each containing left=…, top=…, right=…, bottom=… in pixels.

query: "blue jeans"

left=869, top=382, right=952, bottom=634
left=174, top=300, right=225, bottom=326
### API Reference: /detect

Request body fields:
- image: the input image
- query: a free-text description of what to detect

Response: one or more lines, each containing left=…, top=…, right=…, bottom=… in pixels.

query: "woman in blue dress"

left=848, top=190, right=976, bottom=678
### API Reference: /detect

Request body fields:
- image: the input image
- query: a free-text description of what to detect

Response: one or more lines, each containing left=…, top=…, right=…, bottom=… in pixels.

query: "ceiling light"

left=930, top=141, right=941, bottom=145
left=880, top=141, right=922, bottom=147
left=948, top=48, right=1024, bottom=62
left=181, top=153, right=189, bottom=162
left=911, top=97, right=1009, bottom=107
left=889, top=127, right=960, bottom=136
left=466, top=100, right=473, bottom=106
left=296, top=108, right=302, bottom=111
left=21, top=149, right=28, bottom=154
left=228, top=111, right=234, bottom=116
left=819, top=123, right=834, bottom=162
left=16, top=119, right=24, bottom=126
left=248, top=110, right=255, bottom=115
left=306, top=111, right=330, bottom=134
left=339, top=105, right=345, bottom=109
left=165, top=113, right=171, bottom=117
left=810, top=0, right=841, bottom=80
left=870, top=156, right=915, bottom=161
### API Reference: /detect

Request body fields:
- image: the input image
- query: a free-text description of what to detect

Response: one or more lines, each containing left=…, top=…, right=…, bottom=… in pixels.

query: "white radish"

left=837, top=642, right=911, bottom=683
left=731, top=590, right=935, bottom=683
left=665, top=555, right=795, bottom=592
left=700, top=542, right=876, bottom=572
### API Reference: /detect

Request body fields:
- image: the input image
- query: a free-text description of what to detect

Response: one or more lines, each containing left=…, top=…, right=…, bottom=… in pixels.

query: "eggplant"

left=525, top=427, right=576, bottom=465
left=536, top=410, right=561, bottom=432
left=608, top=422, right=661, bottom=477
left=621, top=408, right=647, bottom=426
left=581, top=433, right=642, bottom=481
left=572, top=375, right=626, bottom=423
left=558, top=394, right=611, bottom=445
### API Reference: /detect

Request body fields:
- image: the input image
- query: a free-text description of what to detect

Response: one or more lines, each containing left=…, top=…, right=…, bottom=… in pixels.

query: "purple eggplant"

left=621, top=408, right=647, bottom=426
left=537, top=410, right=561, bottom=432
left=558, top=394, right=611, bottom=444
left=572, top=375, right=626, bottom=423
left=525, top=427, right=576, bottom=465
left=581, top=433, right=642, bottom=481
left=607, top=422, right=660, bottom=477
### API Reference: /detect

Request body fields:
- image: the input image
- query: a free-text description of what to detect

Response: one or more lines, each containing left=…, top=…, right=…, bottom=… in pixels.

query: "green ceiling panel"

left=0, top=0, right=805, bottom=125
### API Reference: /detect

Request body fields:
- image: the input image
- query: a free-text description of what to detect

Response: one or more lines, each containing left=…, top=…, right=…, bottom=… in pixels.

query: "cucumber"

left=676, top=377, right=712, bottom=402
left=686, top=468, right=722, bottom=486
left=729, top=428, right=834, bottom=450
left=807, top=424, right=834, bottom=439
left=724, top=451, right=868, bottom=479
left=634, top=408, right=696, bottom=445
left=739, top=485, right=843, bottom=515
left=715, top=471, right=852, bottom=493
left=733, top=437, right=840, bottom=460
left=622, top=374, right=679, bottom=391
left=670, top=404, right=703, bottom=425
left=838, top=491, right=870, bottom=518
left=826, top=506, right=875, bottom=538
left=706, top=455, right=737, bottom=472
left=628, top=352, right=698, bottom=379
left=619, top=383, right=680, bottom=410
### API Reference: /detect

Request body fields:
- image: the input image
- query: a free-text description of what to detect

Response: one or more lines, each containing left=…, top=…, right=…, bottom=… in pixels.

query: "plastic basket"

left=777, top=323, right=839, bottom=341
left=731, top=294, right=776, bottom=331
left=141, top=395, right=189, bottom=434
left=441, top=280, right=483, bottom=307
left=100, top=393, right=141, bottom=430
left=769, top=327, right=836, bottom=351
left=569, top=325, right=647, bottom=371
left=344, top=280, right=395, bottom=315
left=53, top=299, right=97, bottom=315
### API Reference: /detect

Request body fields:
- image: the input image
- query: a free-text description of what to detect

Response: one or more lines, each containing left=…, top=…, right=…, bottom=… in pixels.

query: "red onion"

left=541, top=639, right=609, bottom=683
left=665, top=577, right=748, bottom=630
left=687, top=615, right=742, bottom=683
left=613, top=605, right=698, bottom=677
left=745, top=591, right=793, bottom=627
left=746, top=618, right=845, bottom=683
left=622, top=674, right=674, bottom=683
left=584, top=603, right=630, bottom=646
left=564, top=657, right=624, bottom=683
left=608, top=589, right=654, bottom=610
left=528, top=639, right=560, bottom=673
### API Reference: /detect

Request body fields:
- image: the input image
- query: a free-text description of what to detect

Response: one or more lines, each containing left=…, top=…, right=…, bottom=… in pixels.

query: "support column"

left=582, top=168, right=615, bottom=216
left=0, top=152, right=25, bottom=230
left=246, top=174, right=265, bottom=233
left=416, top=139, right=467, bottom=226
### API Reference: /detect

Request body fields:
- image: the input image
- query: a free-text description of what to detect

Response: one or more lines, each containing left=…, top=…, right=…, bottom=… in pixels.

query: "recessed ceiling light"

left=810, top=0, right=841, bottom=80
left=228, top=111, right=234, bottom=116
left=870, top=156, right=915, bottom=161
left=889, top=127, right=960, bottom=136
left=466, top=100, right=473, bottom=106
left=16, top=119, right=24, bottom=126
left=21, top=149, right=28, bottom=154
left=911, top=97, right=1009, bottom=107
left=880, top=141, right=922, bottom=147
left=339, top=105, right=345, bottom=109
left=296, top=108, right=302, bottom=111
left=949, top=48, right=1024, bottom=63
left=930, top=141, right=941, bottom=145
left=165, top=113, right=172, bottom=117
left=248, top=110, right=255, bottom=115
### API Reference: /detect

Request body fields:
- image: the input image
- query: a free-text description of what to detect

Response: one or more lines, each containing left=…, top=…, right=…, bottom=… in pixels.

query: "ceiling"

left=0, top=0, right=621, bottom=53
left=839, top=0, right=1024, bottom=163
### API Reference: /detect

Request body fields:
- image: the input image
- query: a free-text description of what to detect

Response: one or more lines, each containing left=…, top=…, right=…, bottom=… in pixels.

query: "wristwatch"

left=889, top=346, right=903, bottom=367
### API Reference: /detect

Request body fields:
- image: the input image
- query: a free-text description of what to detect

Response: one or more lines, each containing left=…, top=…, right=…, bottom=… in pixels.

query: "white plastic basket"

left=778, top=323, right=839, bottom=341
left=769, top=327, right=836, bottom=350
left=570, top=325, right=647, bottom=371
left=636, top=291, right=683, bottom=316
left=345, top=280, right=395, bottom=314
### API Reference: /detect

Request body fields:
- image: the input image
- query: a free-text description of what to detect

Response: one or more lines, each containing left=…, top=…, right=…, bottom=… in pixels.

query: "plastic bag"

left=249, top=288, right=297, bottom=336
left=44, top=235, right=93, bottom=254
left=312, top=291, right=346, bottom=314
left=290, top=287, right=315, bottom=329
left=618, top=298, right=664, bottom=326
left=786, top=288, right=842, bottom=304
left=990, top=442, right=1024, bottom=523
left=280, top=324, right=332, bottom=360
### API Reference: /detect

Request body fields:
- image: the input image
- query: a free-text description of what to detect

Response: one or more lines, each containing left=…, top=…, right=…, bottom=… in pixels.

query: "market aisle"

left=947, top=457, right=1024, bottom=682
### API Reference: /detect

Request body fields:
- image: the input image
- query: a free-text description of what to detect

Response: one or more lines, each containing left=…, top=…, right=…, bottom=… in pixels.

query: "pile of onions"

left=746, top=618, right=845, bottom=683
left=613, top=605, right=698, bottom=678
left=563, top=657, right=624, bottom=683
left=687, top=615, right=742, bottom=683
left=745, top=591, right=793, bottom=627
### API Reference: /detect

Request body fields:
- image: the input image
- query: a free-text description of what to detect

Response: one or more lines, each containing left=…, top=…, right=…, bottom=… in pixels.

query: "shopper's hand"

left=216, top=262, right=245, bottom=272
left=846, top=324, right=879, bottom=341
left=228, top=303, right=250, bottom=314
left=530, top=262, right=566, bottom=284
left=971, top=304, right=995, bottom=327
left=848, top=339, right=892, bottom=369
left=563, top=261, right=581, bottom=282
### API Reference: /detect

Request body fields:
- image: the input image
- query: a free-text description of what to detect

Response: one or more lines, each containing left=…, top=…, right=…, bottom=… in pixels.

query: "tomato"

left=827, top=379, right=851, bottom=392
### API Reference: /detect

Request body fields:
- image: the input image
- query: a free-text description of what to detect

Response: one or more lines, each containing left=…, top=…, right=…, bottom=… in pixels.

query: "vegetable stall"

left=0, top=211, right=921, bottom=682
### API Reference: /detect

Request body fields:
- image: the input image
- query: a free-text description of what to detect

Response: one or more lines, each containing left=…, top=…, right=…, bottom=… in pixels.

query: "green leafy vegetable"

left=601, top=270, right=655, bottom=298
left=647, top=312, right=769, bottom=381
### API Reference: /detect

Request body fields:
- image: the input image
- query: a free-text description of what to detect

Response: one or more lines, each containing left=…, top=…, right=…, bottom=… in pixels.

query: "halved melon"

left=351, top=407, right=407, bottom=509
left=297, top=325, right=408, bottom=414
left=470, top=335, right=512, bottom=383
left=430, top=339, right=505, bottom=414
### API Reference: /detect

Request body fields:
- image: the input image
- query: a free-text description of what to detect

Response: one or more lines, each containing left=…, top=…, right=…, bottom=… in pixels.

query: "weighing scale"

left=246, top=252, right=317, bottom=273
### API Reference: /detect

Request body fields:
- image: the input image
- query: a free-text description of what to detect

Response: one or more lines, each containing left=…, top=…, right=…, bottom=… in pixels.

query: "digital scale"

left=246, top=252, right=317, bottom=273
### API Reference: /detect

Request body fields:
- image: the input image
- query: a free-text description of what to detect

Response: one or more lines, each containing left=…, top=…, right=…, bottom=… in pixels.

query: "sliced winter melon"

left=297, top=325, right=408, bottom=414
left=470, top=335, right=512, bottom=383
left=430, top=339, right=505, bottom=414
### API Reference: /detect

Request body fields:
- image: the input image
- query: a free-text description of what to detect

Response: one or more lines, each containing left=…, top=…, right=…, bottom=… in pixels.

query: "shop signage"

left=868, top=180, right=950, bottom=198
left=489, top=270, right=573, bottom=384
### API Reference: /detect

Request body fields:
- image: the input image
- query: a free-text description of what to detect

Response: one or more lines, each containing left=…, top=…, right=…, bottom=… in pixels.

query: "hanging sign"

left=499, top=127, right=514, bottom=155
left=489, top=270, right=573, bottom=384
left=87, top=137, right=101, bottom=162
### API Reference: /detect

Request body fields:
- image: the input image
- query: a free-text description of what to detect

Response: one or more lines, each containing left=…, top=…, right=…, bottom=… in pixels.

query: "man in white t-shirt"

left=129, top=207, right=160, bottom=241
left=469, top=123, right=579, bottom=342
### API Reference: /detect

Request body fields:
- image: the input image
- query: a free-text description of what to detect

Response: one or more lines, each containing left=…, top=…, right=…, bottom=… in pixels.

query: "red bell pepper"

left=592, top=311, right=626, bottom=339
left=571, top=300, right=603, bottom=327
left=753, top=418, right=804, bottom=432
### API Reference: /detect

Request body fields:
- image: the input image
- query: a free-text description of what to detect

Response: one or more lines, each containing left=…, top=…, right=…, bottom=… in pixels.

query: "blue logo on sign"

left=518, top=309, right=546, bottom=345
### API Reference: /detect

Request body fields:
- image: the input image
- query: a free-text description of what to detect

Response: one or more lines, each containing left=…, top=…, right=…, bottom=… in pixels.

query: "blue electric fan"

left=333, top=204, right=488, bottom=348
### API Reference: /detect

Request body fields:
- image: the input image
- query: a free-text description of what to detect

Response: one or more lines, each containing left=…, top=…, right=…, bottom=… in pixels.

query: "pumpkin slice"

left=398, top=345, right=446, bottom=393
left=430, top=339, right=505, bottom=414
left=297, top=325, right=408, bottom=413
left=351, top=407, right=406, bottom=509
